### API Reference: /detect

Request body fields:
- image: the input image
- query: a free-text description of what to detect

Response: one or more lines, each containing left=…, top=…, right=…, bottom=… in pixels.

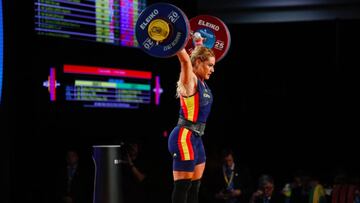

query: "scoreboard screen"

left=42, top=64, right=164, bottom=109
left=34, top=0, right=146, bottom=47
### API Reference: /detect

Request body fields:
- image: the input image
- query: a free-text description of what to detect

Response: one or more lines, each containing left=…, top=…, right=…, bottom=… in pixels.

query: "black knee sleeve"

left=187, top=179, right=201, bottom=203
left=172, top=179, right=192, bottom=203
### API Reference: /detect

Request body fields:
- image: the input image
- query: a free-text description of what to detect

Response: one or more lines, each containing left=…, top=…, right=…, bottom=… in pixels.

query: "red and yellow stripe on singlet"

left=178, top=127, right=194, bottom=160
left=180, top=93, right=199, bottom=122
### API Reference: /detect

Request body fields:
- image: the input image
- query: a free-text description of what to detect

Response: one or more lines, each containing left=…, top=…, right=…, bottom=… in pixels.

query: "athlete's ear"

left=194, top=58, right=202, bottom=67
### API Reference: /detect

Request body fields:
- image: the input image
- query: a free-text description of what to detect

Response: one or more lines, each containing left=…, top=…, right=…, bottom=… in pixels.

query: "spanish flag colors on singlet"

left=179, top=78, right=213, bottom=123
left=168, top=78, right=213, bottom=166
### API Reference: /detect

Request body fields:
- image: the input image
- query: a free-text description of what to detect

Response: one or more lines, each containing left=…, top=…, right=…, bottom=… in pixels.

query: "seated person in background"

left=250, top=174, right=284, bottom=203
left=308, top=176, right=326, bottom=203
left=283, top=170, right=310, bottom=203
left=214, top=148, right=252, bottom=203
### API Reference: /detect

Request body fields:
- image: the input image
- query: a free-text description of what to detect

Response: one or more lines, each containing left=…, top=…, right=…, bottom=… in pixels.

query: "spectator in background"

left=308, top=176, right=326, bottom=203
left=250, top=174, right=285, bottom=203
left=120, top=141, right=150, bottom=203
left=123, top=142, right=147, bottom=182
left=55, top=149, right=92, bottom=203
left=213, top=148, right=252, bottom=203
left=331, top=171, right=360, bottom=203
left=283, top=170, right=310, bottom=203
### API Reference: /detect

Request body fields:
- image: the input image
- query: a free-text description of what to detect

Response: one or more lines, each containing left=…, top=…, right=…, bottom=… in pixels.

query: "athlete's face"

left=195, top=56, right=215, bottom=80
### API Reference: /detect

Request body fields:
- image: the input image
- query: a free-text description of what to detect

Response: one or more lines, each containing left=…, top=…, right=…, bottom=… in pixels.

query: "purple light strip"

left=50, top=67, right=56, bottom=101
left=153, top=75, right=163, bottom=106
left=120, top=0, right=135, bottom=46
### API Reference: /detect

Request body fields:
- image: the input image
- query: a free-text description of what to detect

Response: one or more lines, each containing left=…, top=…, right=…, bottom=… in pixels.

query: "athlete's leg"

left=168, top=127, right=197, bottom=203
left=187, top=136, right=206, bottom=203
left=187, top=163, right=205, bottom=203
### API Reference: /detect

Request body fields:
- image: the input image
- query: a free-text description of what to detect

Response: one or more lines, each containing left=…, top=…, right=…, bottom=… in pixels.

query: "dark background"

left=2, top=0, right=359, bottom=202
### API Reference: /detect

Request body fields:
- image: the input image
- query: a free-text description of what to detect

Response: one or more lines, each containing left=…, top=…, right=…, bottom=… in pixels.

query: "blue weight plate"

left=136, top=3, right=190, bottom=57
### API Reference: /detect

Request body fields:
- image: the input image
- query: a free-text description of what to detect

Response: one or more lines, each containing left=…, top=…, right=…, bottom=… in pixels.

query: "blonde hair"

left=190, top=46, right=215, bottom=67
left=176, top=46, right=215, bottom=97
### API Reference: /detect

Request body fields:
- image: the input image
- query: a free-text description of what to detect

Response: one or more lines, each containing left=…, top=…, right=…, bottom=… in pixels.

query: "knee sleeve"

left=172, top=179, right=192, bottom=203
left=187, top=179, right=201, bottom=203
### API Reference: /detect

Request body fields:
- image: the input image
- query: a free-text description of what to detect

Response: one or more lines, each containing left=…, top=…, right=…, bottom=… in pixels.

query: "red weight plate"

left=185, top=15, right=231, bottom=62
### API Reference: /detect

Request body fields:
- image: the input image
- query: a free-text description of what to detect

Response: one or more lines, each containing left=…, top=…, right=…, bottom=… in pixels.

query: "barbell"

left=135, top=3, right=231, bottom=62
